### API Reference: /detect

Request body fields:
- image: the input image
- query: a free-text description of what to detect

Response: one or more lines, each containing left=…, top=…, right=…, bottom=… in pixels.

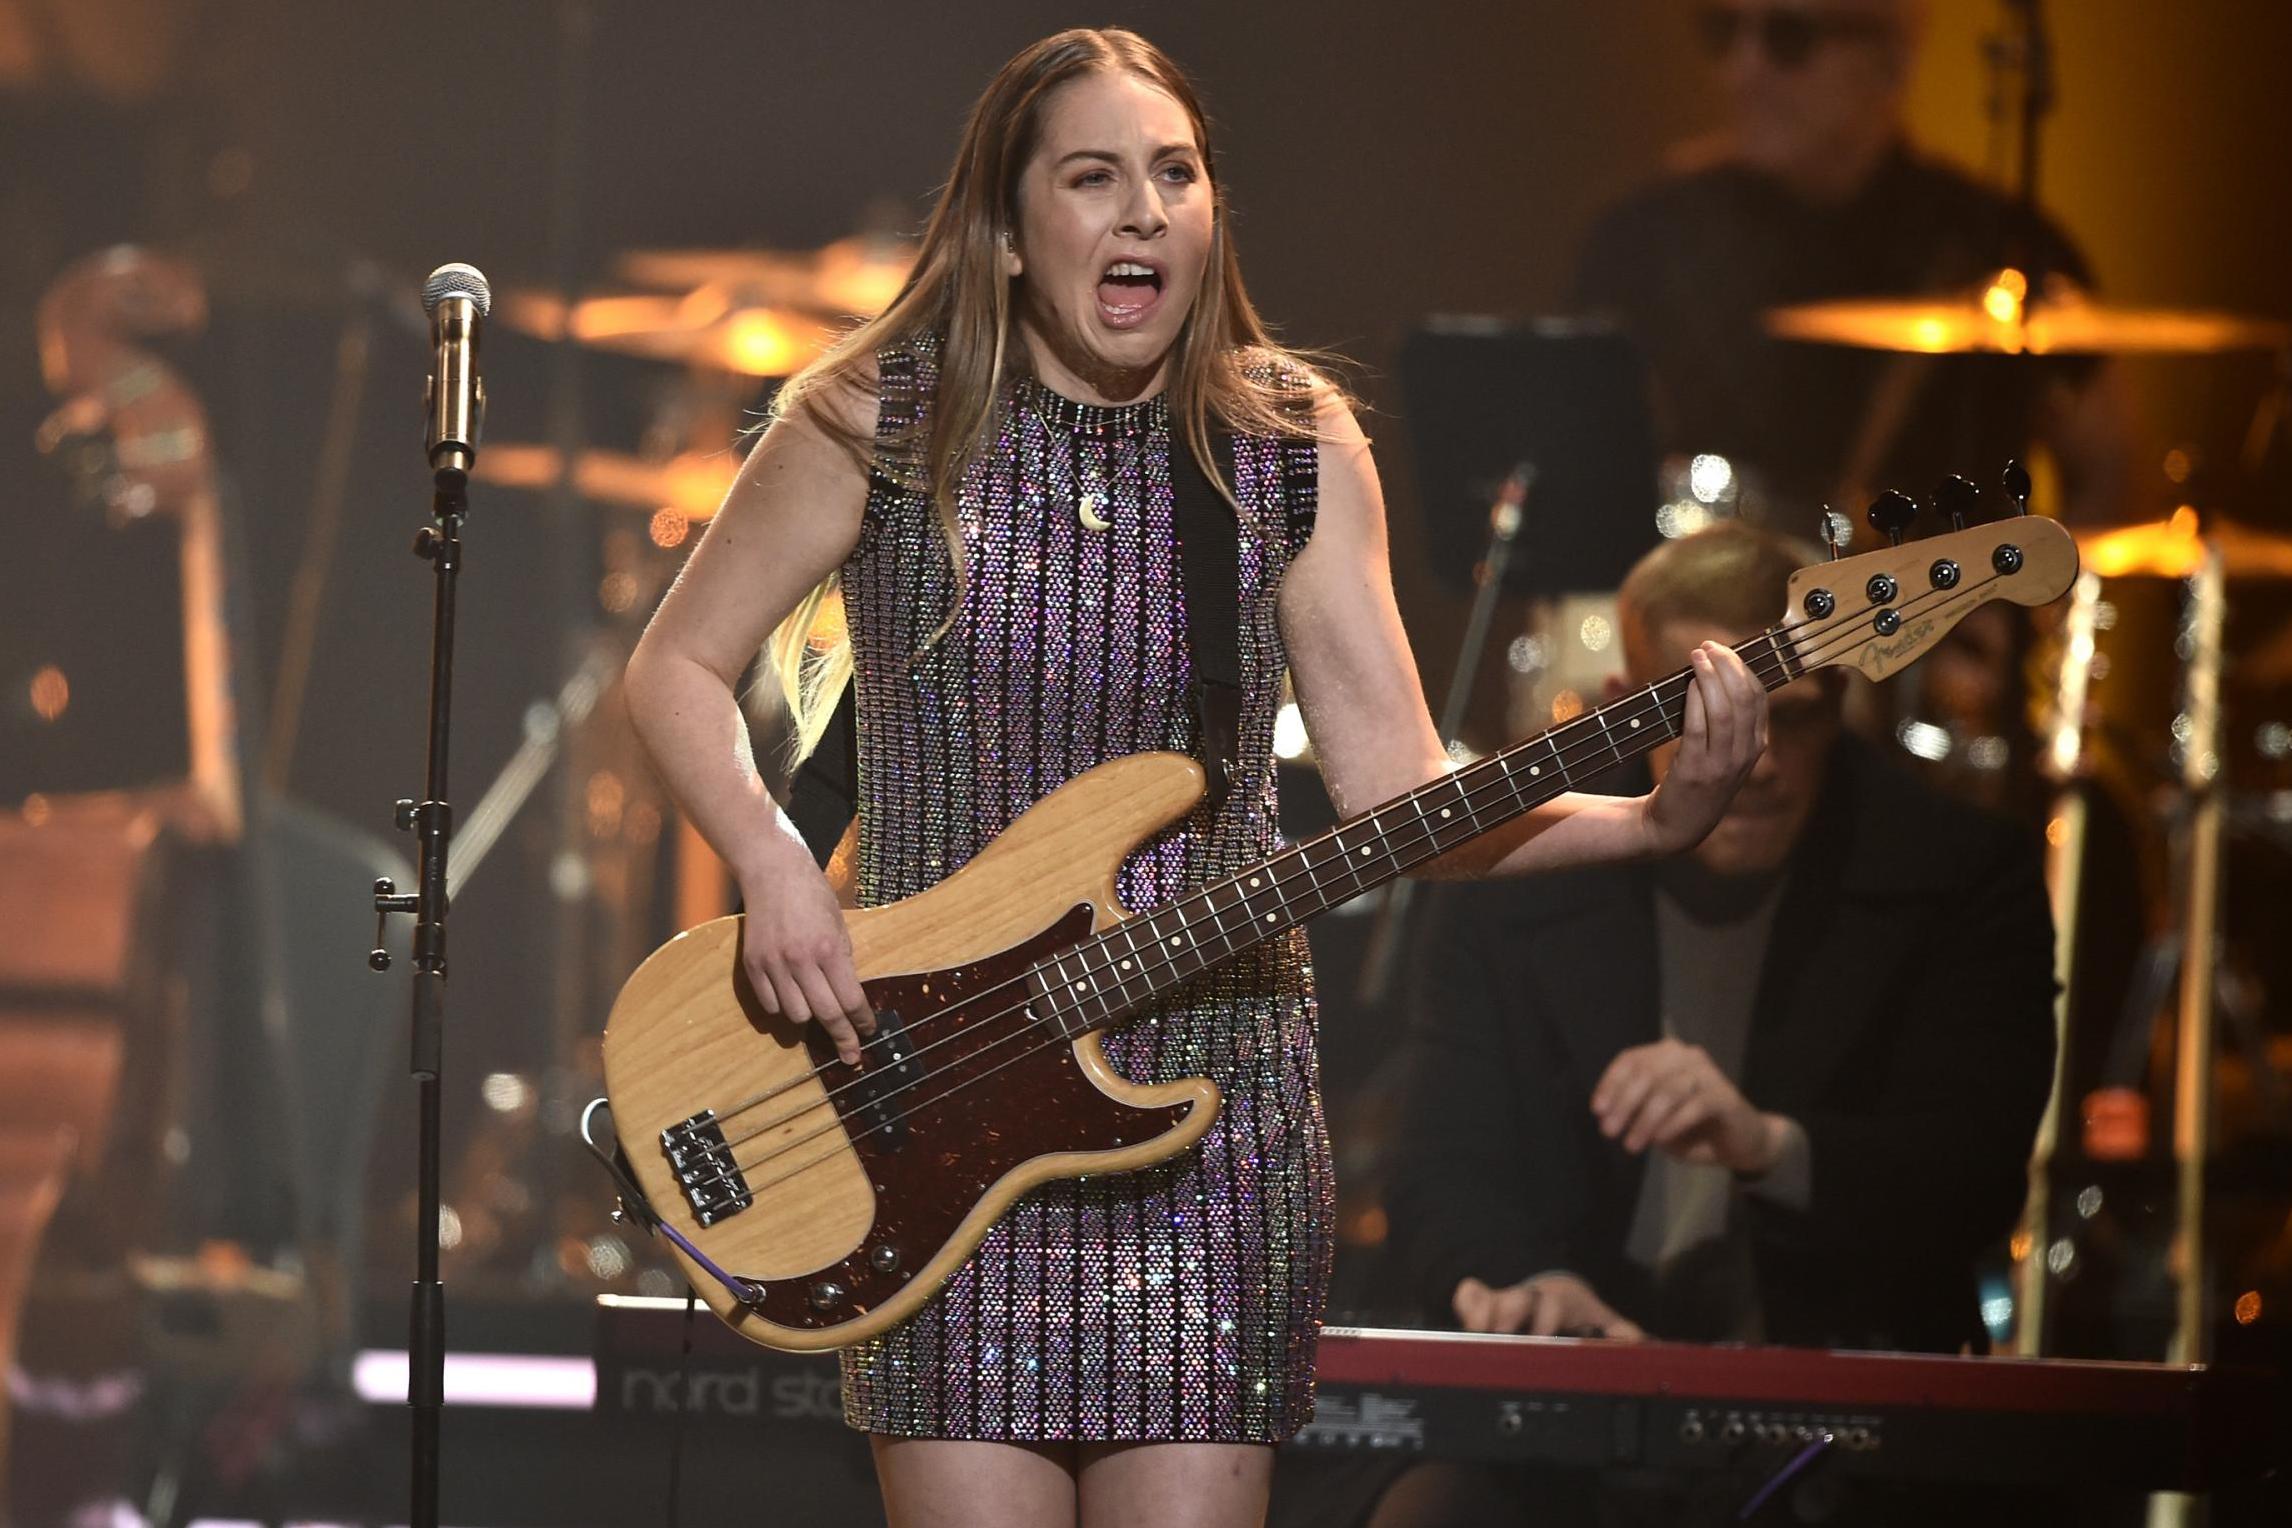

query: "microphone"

left=422, top=262, right=490, bottom=479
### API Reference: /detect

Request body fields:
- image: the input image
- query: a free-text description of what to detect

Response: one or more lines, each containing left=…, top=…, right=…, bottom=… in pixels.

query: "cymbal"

left=616, top=235, right=916, bottom=316
left=2078, top=510, right=2292, bottom=580
left=497, top=286, right=830, bottom=377
left=1767, top=269, right=2290, bottom=356
left=474, top=444, right=738, bottom=519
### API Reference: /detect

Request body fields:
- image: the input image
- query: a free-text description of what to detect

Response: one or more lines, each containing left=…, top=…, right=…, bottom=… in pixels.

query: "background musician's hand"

left=1452, top=1273, right=1646, bottom=1341
left=736, top=836, right=876, bottom=1066
left=1639, top=641, right=1767, bottom=855
left=1591, top=1037, right=1785, bottom=1174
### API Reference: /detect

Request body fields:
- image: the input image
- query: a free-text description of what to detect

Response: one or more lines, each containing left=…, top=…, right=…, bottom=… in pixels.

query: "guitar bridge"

left=661, top=1109, right=752, bottom=1226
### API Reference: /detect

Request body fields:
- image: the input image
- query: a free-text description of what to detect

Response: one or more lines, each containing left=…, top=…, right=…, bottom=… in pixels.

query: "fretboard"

left=1028, top=627, right=1803, bottom=1037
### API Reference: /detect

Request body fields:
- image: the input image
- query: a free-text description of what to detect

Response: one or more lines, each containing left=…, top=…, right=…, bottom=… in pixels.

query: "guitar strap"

left=1169, top=429, right=1246, bottom=820
left=785, top=428, right=1244, bottom=864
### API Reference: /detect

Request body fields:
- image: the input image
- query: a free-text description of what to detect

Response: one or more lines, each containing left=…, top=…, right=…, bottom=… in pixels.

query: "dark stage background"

left=4, top=0, right=2290, bottom=1519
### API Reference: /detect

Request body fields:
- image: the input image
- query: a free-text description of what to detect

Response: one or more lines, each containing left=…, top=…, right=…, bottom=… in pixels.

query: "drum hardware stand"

left=2014, top=568, right=2101, bottom=1356
left=2167, top=543, right=2228, bottom=1370
left=1355, top=463, right=1533, bottom=1007
left=2136, top=540, right=2228, bottom=1528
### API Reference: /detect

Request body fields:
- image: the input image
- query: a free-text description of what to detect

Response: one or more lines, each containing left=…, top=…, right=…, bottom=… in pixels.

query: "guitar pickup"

left=840, top=1008, right=921, bottom=1152
left=661, top=1109, right=752, bottom=1226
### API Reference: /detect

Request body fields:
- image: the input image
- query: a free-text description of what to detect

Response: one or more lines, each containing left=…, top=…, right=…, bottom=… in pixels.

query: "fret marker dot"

left=1359, top=846, right=1371, bottom=857
left=1264, top=912, right=1276, bottom=923
left=1530, top=766, right=1542, bottom=776
left=1249, top=876, right=1261, bottom=888
left=1630, top=717, right=1641, bottom=729
left=1440, top=807, right=1452, bottom=819
left=1120, top=959, right=1132, bottom=971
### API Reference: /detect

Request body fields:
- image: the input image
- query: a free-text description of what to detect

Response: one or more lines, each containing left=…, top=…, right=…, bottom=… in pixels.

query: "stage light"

left=1507, top=634, right=1549, bottom=673
left=1687, top=453, right=1734, bottom=505
left=1982, top=268, right=2028, bottom=325
left=1896, top=719, right=1951, bottom=761
left=1272, top=701, right=1309, bottom=761
left=29, top=664, right=69, bottom=721
left=481, top=1073, right=532, bottom=1113
left=726, top=309, right=801, bottom=375
left=351, top=1350, right=595, bottom=1410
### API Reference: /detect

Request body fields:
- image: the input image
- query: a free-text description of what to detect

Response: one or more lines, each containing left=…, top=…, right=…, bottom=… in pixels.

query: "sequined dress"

left=836, top=337, right=1332, bottom=1442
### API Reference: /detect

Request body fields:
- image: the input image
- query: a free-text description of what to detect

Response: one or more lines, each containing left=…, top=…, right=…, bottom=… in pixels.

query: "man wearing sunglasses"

left=1572, top=0, right=2133, bottom=531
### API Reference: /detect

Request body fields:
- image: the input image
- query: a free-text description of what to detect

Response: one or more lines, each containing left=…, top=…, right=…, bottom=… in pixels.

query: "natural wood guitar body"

left=601, top=751, right=1222, bottom=1351
left=602, top=504, right=2079, bottom=1355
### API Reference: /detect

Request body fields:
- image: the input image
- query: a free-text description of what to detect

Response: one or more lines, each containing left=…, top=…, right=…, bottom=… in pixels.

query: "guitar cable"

left=574, top=1098, right=727, bottom=1528
left=665, top=1286, right=699, bottom=1528
left=1737, top=1430, right=1834, bottom=1520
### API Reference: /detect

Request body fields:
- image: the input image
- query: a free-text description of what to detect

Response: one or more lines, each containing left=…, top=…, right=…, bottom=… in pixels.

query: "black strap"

left=786, top=675, right=858, bottom=869
left=786, top=431, right=1245, bottom=856
left=1169, top=432, right=1244, bottom=817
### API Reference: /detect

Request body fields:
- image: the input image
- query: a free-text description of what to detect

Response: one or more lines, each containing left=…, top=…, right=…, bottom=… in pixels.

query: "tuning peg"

left=2001, top=459, right=2032, bottom=515
left=1818, top=507, right=1844, bottom=560
left=1934, top=475, right=1980, bottom=531
left=1866, top=489, right=1919, bottom=548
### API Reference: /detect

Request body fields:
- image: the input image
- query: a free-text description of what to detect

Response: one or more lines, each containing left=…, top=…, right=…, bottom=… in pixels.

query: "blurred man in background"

left=1376, top=524, right=2059, bottom=1525
left=1573, top=0, right=2136, bottom=529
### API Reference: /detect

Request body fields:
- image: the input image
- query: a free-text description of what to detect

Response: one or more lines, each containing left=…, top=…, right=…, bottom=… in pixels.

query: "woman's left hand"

left=1640, top=641, right=1768, bottom=855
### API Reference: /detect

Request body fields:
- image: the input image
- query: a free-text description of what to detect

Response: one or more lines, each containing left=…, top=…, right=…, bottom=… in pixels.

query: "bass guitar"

left=598, top=484, right=2077, bottom=1351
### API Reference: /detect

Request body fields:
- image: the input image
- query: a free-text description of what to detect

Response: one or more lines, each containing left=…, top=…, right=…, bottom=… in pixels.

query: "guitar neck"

left=1033, top=629, right=1803, bottom=1036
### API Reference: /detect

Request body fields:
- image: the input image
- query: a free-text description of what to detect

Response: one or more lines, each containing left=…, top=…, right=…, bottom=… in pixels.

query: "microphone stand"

left=370, top=462, right=470, bottom=1528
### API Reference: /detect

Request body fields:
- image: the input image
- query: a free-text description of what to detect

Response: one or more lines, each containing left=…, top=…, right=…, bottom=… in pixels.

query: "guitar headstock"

left=1779, top=478, right=2079, bottom=683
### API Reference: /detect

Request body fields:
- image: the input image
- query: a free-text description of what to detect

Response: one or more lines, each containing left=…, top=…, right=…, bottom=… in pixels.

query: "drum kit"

left=472, top=233, right=913, bottom=517
left=453, top=216, right=2292, bottom=1373
left=1768, top=269, right=2292, bottom=1375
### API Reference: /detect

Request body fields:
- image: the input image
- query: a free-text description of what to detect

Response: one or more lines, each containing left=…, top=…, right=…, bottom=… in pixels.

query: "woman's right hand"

left=737, top=839, right=876, bottom=1066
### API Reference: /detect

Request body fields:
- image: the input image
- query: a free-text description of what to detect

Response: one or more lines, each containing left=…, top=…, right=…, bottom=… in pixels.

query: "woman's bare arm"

left=1277, top=393, right=1764, bottom=879
left=625, top=390, right=877, bottom=1060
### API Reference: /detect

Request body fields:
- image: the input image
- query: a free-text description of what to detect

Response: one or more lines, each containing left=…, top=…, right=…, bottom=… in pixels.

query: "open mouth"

left=1095, top=259, right=1165, bottom=329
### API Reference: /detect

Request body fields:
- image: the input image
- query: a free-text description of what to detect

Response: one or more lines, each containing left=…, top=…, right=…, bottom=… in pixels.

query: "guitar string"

left=683, top=652, right=1755, bottom=1190
left=688, top=599, right=1845, bottom=1138
left=697, top=576, right=2017, bottom=1221
left=692, top=564, right=2002, bottom=1184
left=687, top=584, right=2005, bottom=1232
left=698, top=639, right=1777, bottom=1160
left=697, top=594, right=1864, bottom=1112
left=682, top=568, right=2009, bottom=1206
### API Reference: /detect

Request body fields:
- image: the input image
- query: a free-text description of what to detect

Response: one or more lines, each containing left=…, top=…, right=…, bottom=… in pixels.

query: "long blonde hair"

left=766, top=27, right=1336, bottom=761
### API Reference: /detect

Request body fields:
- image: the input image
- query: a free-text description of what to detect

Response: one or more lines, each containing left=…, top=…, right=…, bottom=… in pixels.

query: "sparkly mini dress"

left=836, top=336, right=1333, bottom=1443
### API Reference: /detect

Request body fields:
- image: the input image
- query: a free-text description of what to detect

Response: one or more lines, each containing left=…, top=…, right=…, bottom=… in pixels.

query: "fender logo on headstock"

left=1857, top=616, right=1939, bottom=678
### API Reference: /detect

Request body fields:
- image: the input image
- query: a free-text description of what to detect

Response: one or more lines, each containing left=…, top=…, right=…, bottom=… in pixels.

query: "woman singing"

left=626, top=27, right=1766, bottom=1528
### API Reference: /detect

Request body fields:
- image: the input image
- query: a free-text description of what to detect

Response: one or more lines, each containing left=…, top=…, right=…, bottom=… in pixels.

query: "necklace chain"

left=1011, top=374, right=1168, bottom=440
